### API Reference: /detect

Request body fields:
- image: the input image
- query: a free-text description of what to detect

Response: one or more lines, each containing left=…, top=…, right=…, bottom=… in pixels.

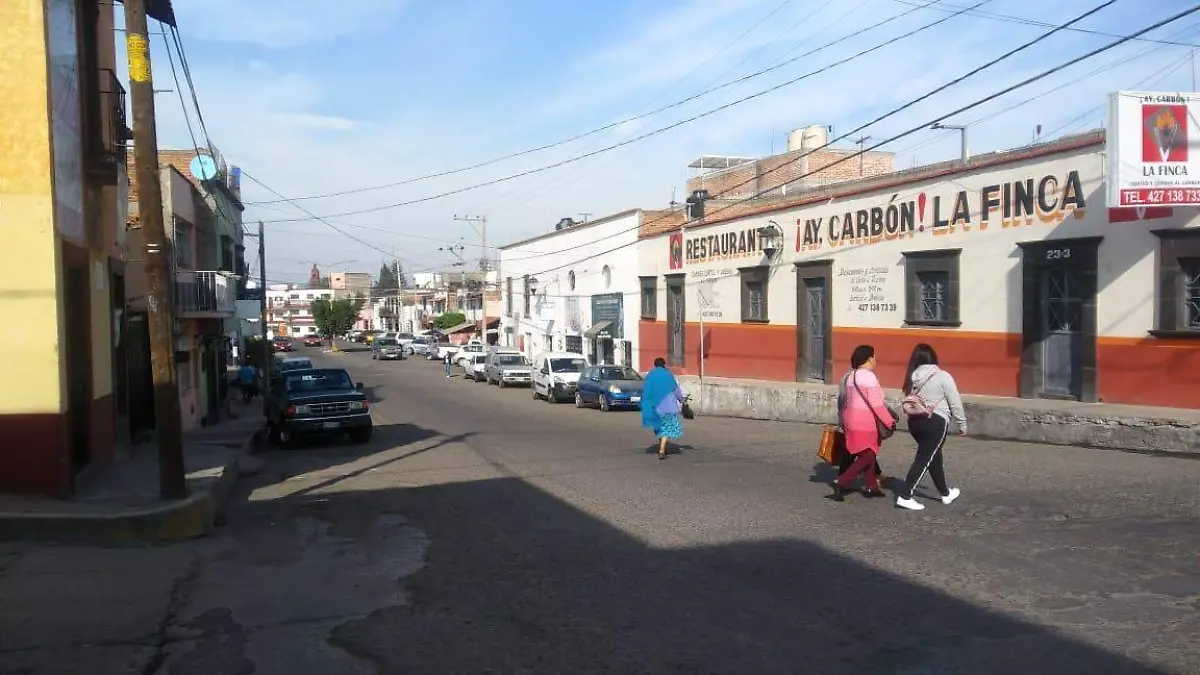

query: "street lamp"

left=931, top=123, right=969, bottom=162
left=758, top=221, right=784, bottom=260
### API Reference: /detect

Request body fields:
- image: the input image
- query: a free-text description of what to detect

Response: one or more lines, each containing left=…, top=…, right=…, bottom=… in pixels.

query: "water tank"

left=800, top=125, right=829, bottom=151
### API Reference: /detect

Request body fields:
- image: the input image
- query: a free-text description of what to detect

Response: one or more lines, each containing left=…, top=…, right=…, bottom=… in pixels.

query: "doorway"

left=1018, top=237, right=1100, bottom=402
left=63, top=263, right=92, bottom=475
left=127, top=311, right=156, bottom=437
left=666, top=274, right=685, bottom=367
left=794, top=261, right=833, bottom=382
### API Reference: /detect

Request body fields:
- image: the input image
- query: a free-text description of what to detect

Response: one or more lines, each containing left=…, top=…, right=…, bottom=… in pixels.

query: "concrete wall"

left=640, top=138, right=1200, bottom=408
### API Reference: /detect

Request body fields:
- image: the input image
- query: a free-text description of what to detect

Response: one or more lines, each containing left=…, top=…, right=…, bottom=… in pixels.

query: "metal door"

left=1040, top=268, right=1084, bottom=398
left=804, top=277, right=827, bottom=380
left=667, top=283, right=684, bottom=364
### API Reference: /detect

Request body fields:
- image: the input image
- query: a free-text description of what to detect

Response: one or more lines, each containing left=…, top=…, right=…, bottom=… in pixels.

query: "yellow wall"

left=0, top=0, right=65, bottom=415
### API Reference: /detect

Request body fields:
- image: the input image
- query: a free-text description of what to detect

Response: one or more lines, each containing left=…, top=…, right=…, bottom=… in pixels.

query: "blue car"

left=574, top=365, right=644, bottom=412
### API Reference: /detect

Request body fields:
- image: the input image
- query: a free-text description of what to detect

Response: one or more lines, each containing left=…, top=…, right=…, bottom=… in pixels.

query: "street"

left=2, top=347, right=1198, bottom=674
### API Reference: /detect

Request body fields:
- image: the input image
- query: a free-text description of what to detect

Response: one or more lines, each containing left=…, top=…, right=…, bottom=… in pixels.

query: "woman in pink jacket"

left=831, top=345, right=897, bottom=502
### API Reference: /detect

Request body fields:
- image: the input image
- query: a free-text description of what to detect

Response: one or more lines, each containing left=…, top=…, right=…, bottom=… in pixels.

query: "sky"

left=115, top=0, right=1200, bottom=286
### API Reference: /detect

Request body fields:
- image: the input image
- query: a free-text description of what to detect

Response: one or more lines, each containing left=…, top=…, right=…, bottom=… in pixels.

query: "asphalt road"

left=3, top=344, right=1198, bottom=674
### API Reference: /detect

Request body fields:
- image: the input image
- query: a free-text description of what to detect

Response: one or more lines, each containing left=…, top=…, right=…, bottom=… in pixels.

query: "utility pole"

left=454, top=214, right=488, bottom=343
left=258, top=220, right=268, bottom=362
left=579, top=212, right=592, bottom=223
left=931, top=123, right=969, bottom=162
left=853, top=135, right=872, bottom=176
left=123, top=0, right=186, bottom=500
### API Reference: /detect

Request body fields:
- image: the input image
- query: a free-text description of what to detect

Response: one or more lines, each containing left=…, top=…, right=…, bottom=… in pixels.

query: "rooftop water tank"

left=787, top=125, right=830, bottom=152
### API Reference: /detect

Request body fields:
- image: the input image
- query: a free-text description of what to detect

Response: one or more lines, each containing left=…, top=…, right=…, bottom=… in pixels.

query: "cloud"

left=129, top=0, right=1200, bottom=284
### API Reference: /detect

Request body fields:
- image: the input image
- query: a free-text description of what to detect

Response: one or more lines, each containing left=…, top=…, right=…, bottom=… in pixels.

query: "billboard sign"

left=1108, top=91, right=1200, bottom=206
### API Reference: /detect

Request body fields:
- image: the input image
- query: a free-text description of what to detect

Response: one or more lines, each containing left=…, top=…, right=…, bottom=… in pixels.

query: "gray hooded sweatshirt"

left=908, top=364, right=967, bottom=433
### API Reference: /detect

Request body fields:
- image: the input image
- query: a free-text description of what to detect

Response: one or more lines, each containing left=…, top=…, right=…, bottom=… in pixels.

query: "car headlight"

left=608, top=385, right=621, bottom=394
left=348, top=400, right=367, bottom=411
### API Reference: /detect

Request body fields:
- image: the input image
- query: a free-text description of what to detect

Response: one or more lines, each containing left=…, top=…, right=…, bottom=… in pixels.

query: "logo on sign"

left=1142, top=104, right=1188, bottom=163
left=668, top=232, right=683, bottom=270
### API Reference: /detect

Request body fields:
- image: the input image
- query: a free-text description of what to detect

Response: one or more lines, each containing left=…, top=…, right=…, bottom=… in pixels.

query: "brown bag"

left=817, top=426, right=844, bottom=465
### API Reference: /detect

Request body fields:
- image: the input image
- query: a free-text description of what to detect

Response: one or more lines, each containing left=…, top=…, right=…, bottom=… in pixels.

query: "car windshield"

left=280, top=360, right=312, bottom=371
left=496, top=354, right=527, bottom=366
left=473, top=355, right=486, bottom=363
left=550, top=358, right=587, bottom=373
left=598, top=367, right=641, bottom=380
left=376, top=338, right=398, bottom=346
left=285, top=369, right=353, bottom=392
left=397, top=333, right=414, bottom=340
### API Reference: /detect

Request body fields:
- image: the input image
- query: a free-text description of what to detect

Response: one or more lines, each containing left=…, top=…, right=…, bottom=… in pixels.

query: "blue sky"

left=118, top=0, right=1200, bottom=284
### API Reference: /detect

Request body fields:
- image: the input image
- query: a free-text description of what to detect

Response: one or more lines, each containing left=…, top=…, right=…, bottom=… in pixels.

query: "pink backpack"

left=901, top=377, right=939, bottom=418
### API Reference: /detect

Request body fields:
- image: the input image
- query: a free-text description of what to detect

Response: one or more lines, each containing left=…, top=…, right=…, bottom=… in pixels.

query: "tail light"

left=285, top=405, right=297, bottom=417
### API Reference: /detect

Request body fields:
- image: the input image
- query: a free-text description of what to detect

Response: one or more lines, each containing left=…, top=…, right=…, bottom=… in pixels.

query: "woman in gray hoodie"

left=896, top=343, right=966, bottom=511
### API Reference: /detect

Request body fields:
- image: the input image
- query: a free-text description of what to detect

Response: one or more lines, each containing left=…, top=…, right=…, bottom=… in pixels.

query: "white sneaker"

left=895, top=496, right=925, bottom=511
left=941, top=488, right=961, bottom=505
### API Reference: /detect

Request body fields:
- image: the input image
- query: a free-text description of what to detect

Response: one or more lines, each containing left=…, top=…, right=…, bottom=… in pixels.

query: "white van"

left=531, top=352, right=589, bottom=403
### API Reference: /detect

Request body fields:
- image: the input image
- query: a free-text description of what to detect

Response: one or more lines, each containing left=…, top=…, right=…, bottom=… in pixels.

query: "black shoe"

left=863, top=489, right=887, bottom=499
left=831, top=484, right=847, bottom=502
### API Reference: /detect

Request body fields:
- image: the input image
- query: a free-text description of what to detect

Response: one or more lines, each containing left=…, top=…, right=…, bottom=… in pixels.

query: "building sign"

left=684, top=226, right=765, bottom=265
left=1108, top=91, right=1200, bottom=206
left=589, top=293, right=623, bottom=339
left=796, top=169, right=1086, bottom=252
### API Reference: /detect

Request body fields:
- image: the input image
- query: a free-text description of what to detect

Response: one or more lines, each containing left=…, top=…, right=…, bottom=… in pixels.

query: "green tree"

left=433, top=311, right=466, bottom=330
left=312, top=294, right=365, bottom=351
left=374, top=264, right=396, bottom=294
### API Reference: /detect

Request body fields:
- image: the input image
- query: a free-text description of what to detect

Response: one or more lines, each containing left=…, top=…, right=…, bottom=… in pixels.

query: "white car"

left=531, top=352, right=588, bottom=403
left=436, top=343, right=460, bottom=360
left=454, top=343, right=487, bottom=367
left=461, top=353, right=487, bottom=381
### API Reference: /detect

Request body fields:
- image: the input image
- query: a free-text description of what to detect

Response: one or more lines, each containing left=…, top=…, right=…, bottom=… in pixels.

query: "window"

left=739, top=266, right=769, bottom=323
left=639, top=276, right=657, bottom=320
left=903, top=249, right=961, bottom=326
left=1151, top=229, right=1200, bottom=336
left=506, top=277, right=513, bottom=316
left=172, top=218, right=192, bottom=270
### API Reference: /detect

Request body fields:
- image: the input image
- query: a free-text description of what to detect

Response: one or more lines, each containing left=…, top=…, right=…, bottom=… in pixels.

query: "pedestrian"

left=836, top=359, right=886, bottom=485
left=443, top=351, right=453, bottom=378
left=895, top=343, right=966, bottom=511
left=641, top=357, right=686, bottom=460
left=831, top=345, right=896, bottom=501
left=238, top=360, right=258, bottom=402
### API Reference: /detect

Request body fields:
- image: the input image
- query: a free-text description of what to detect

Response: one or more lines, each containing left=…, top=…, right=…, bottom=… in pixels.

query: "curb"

left=0, top=430, right=258, bottom=544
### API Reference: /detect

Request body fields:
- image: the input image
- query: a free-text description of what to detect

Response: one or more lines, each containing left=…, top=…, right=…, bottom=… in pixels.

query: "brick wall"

left=685, top=148, right=894, bottom=200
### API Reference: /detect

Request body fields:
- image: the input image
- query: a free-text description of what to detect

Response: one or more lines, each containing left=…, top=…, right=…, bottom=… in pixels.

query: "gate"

left=666, top=280, right=685, bottom=365
left=1040, top=268, right=1084, bottom=398
left=804, top=277, right=827, bottom=380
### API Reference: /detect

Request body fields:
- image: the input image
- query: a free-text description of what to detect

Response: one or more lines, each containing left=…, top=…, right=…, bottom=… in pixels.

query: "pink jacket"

left=841, top=368, right=895, bottom=454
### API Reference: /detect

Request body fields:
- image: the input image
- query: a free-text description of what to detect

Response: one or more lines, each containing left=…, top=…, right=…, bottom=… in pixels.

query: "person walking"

left=895, top=343, right=966, bottom=511
left=443, top=351, right=453, bottom=378
left=641, top=357, right=686, bottom=460
left=832, top=345, right=896, bottom=501
left=837, top=360, right=886, bottom=485
left=238, top=361, right=258, bottom=402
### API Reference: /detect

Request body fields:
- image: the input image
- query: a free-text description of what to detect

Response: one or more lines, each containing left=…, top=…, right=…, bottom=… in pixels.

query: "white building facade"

left=265, top=285, right=334, bottom=337
left=636, top=131, right=1200, bottom=410
left=500, top=209, right=647, bottom=367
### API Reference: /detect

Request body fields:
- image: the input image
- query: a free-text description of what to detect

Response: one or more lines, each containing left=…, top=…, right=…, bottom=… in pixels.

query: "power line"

left=247, top=0, right=959, bottom=206
left=259, top=0, right=990, bottom=223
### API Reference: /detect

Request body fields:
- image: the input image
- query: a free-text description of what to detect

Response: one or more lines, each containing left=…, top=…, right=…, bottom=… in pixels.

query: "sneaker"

left=895, top=496, right=925, bottom=511
left=941, top=488, right=961, bottom=505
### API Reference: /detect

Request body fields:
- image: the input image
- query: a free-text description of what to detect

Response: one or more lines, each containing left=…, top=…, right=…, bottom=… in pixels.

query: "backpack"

left=901, top=376, right=939, bottom=418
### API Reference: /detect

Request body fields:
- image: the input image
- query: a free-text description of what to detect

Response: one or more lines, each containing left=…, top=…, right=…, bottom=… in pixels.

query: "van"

left=485, top=347, right=533, bottom=387
left=531, top=351, right=588, bottom=403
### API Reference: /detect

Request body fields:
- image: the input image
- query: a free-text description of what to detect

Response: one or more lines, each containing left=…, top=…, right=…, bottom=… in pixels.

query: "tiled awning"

left=583, top=321, right=612, bottom=339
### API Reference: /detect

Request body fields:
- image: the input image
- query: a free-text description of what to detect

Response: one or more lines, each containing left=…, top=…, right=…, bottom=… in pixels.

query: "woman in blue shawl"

left=641, top=357, right=685, bottom=460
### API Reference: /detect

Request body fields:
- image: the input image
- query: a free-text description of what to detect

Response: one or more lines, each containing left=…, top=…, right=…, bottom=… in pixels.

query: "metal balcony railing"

left=86, top=68, right=129, bottom=184
left=175, top=271, right=237, bottom=317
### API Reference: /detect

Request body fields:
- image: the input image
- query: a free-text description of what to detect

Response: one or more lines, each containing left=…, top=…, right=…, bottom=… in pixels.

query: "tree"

left=312, top=294, right=365, bottom=351
left=433, top=311, right=466, bottom=330
left=374, top=264, right=396, bottom=294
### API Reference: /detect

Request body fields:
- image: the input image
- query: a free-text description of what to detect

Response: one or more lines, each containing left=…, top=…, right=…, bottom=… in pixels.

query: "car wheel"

left=532, top=385, right=540, bottom=400
left=546, top=388, right=557, bottom=404
left=268, top=423, right=281, bottom=445
left=575, top=392, right=585, bottom=408
left=349, top=425, right=373, bottom=444
left=600, top=397, right=611, bottom=412
left=497, top=379, right=505, bottom=389
left=278, top=426, right=296, bottom=449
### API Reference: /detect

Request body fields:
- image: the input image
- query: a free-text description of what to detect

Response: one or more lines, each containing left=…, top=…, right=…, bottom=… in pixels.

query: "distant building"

left=329, top=271, right=371, bottom=296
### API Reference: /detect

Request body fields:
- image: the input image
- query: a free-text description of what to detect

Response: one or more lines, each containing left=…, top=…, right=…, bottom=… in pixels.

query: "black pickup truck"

left=265, top=367, right=372, bottom=447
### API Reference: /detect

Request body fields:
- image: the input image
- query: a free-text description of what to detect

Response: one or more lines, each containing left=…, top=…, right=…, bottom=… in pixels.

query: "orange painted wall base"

left=639, top=321, right=1200, bottom=409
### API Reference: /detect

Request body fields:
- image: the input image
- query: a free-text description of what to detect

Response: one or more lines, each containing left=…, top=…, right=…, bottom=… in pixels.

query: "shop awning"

left=583, top=321, right=613, bottom=339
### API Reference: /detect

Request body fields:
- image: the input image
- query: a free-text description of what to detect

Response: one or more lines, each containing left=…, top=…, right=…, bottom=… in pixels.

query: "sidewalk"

left=0, top=399, right=264, bottom=543
left=681, top=375, right=1200, bottom=455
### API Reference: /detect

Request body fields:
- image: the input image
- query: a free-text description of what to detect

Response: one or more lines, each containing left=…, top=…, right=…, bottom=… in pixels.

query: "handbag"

left=901, top=377, right=940, bottom=418
left=681, top=402, right=695, bottom=420
left=817, top=425, right=845, bottom=465
left=852, top=371, right=896, bottom=441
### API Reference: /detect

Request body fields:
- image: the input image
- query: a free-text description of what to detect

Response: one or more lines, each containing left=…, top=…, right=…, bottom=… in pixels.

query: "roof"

left=499, top=208, right=643, bottom=250
left=642, top=129, right=1106, bottom=238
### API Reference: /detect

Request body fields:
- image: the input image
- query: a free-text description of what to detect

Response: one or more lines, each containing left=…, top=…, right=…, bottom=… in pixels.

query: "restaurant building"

left=637, top=131, right=1200, bottom=409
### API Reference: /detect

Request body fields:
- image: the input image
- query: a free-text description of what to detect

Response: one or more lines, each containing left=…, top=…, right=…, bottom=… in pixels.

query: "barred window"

left=739, top=266, right=769, bottom=323
left=640, top=277, right=657, bottom=320
left=903, top=249, right=961, bottom=327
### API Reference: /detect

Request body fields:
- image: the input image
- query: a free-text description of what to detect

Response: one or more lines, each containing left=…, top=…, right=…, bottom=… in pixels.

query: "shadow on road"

left=227, top=428, right=1176, bottom=674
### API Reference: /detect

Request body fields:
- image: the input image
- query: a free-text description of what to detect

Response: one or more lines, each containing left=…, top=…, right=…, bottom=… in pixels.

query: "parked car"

left=409, top=337, right=434, bottom=356
left=531, top=352, right=588, bottom=403
left=575, top=365, right=644, bottom=411
left=484, top=348, right=533, bottom=388
left=302, top=335, right=323, bottom=347
left=462, top=353, right=488, bottom=381
left=265, top=368, right=372, bottom=447
left=454, top=343, right=487, bottom=367
left=425, top=343, right=450, bottom=361
left=271, top=336, right=295, bottom=353
left=371, top=337, right=405, bottom=361
left=436, top=343, right=460, bottom=360
left=395, top=332, right=416, bottom=350
left=278, top=356, right=314, bottom=374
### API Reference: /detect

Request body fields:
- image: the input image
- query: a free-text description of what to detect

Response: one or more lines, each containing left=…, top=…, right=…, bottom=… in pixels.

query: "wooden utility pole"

left=454, top=214, right=489, bottom=343
left=258, top=220, right=269, bottom=374
left=123, top=0, right=186, bottom=500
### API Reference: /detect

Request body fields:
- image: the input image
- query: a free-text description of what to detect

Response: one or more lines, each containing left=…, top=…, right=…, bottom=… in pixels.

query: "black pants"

left=902, top=414, right=950, bottom=499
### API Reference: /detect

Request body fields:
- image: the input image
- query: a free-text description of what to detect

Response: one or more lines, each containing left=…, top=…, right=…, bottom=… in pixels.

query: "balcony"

left=86, top=69, right=130, bottom=185
left=175, top=271, right=237, bottom=318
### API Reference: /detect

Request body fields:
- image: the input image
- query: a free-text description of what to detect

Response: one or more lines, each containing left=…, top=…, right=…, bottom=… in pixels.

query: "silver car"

left=485, top=350, right=533, bottom=388
left=371, top=338, right=405, bottom=361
